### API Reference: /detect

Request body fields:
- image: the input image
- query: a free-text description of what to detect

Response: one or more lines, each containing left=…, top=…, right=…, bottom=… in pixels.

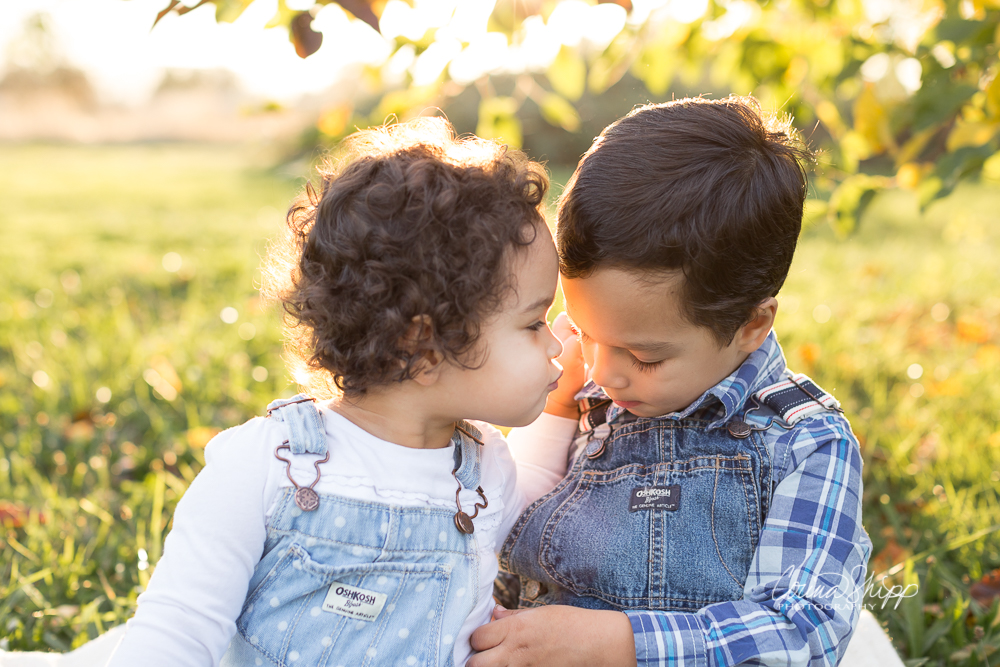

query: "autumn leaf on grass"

left=957, top=317, right=991, bottom=344
left=971, top=568, right=1000, bottom=608
left=798, top=343, right=821, bottom=368
left=187, top=427, right=221, bottom=449
left=0, top=501, right=47, bottom=528
left=63, top=418, right=95, bottom=442
left=870, top=536, right=908, bottom=578
left=145, top=355, right=183, bottom=402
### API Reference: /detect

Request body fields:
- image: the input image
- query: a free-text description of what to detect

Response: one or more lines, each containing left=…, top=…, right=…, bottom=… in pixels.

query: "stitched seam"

left=539, top=480, right=589, bottom=595
left=736, top=461, right=756, bottom=558
left=711, top=457, right=745, bottom=589
left=267, top=531, right=471, bottom=556
left=498, top=448, right=589, bottom=569
left=550, top=588, right=735, bottom=606
left=580, top=460, right=752, bottom=482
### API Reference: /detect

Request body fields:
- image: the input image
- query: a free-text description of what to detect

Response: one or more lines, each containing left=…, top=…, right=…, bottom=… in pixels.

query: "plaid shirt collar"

left=574, top=329, right=788, bottom=431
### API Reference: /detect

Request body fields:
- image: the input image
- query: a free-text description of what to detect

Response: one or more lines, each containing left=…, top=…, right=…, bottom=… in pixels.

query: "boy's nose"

left=589, top=346, right=628, bottom=389
left=549, top=331, right=564, bottom=359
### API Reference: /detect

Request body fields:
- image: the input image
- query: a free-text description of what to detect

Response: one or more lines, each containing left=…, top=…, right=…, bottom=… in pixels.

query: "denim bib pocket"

left=238, top=542, right=453, bottom=666
left=536, top=453, right=759, bottom=611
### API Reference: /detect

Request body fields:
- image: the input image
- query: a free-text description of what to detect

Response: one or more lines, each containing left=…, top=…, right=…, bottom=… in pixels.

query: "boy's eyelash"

left=631, top=357, right=664, bottom=373
left=527, top=320, right=547, bottom=331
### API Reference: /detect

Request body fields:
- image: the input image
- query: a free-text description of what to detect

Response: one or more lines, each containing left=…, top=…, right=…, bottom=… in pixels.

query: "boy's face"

left=562, top=268, right=764, bottom=418
left=439, top=224, right=564, bottom=426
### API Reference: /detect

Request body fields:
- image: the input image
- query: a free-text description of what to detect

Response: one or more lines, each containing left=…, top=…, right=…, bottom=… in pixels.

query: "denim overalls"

left=221, top=396, right=483, bottom=667
left=499, top=405, right=773, bottom=612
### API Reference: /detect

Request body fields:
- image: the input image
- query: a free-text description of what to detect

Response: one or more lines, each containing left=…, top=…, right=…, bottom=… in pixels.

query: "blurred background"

left=1, top=0, right=999, bottom=663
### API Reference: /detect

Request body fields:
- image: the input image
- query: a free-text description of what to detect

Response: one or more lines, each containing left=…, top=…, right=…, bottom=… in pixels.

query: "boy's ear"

left=399, top=315, right=444, bottom=386
left=735, top=297, right=778, bottom=353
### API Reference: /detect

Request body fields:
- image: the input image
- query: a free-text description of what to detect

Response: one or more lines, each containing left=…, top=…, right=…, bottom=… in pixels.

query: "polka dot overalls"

left=220, top=396, right=482, bottom=667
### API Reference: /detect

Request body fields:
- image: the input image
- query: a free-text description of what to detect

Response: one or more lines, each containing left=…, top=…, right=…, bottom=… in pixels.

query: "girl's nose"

left=547, top=327, right=564, bottom=360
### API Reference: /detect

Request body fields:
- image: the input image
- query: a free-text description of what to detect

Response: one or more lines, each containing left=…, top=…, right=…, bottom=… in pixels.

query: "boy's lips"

left=612, top=399, right=642, bottom=409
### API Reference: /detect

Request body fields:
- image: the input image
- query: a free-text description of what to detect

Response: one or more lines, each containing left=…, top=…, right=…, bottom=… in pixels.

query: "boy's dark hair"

left=557, top=96, right=810, bottom=345
left=263, top=117, right=548, bottom=397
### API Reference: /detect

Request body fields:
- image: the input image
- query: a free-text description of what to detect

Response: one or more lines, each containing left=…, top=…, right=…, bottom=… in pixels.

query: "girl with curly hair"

left=104, top=118, right=583, bottom=667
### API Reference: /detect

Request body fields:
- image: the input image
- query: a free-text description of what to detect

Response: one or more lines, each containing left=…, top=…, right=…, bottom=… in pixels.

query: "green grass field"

left=1, top=144, right=998, bottom=663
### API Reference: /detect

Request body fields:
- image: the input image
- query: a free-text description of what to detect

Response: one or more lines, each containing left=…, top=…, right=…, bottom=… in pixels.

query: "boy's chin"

left=617, top=401, right=674, bottom=418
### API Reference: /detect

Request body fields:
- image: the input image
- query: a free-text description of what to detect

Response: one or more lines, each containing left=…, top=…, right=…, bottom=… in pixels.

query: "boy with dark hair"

left=470, top=97, right=872, bottom=666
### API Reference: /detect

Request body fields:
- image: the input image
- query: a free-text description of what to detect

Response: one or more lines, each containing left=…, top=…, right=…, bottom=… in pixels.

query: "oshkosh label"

left=322, top=582, right=387, bottom=621
left=628, top=485, right=681, bottom=512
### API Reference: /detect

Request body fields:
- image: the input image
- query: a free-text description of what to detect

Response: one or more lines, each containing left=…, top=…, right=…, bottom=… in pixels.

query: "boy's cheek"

left=580, top=343, right=595, bottom=372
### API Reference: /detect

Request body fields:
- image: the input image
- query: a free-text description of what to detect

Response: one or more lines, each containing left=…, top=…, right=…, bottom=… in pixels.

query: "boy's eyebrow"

left=625, top=341, right=677, bottom=353
left=576, top=327, right=676, bottom=354
left=522, top=295, right=554, bottom=313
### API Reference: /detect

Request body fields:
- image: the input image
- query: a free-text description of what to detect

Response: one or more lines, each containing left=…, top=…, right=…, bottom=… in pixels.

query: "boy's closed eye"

left=574, top=327, right=667, bottom=371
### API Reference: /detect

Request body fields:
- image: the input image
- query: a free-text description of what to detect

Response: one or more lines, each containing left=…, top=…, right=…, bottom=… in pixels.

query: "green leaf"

left=827, top=174, right=884, bottom=236
left=539, top=93, right=581, bottom=132
left=911, top=81, right=978, bottom=132
left=632, top=42, right=676, bottom=97
left=547, top=46, right=586, bottom=102
left=266, top=0, right=296, bottom=29
left=215, top=0, right=254, bottom=23
left=587, top=55, right=617, bottom=95
left=477, top=97, right=523, bottom=148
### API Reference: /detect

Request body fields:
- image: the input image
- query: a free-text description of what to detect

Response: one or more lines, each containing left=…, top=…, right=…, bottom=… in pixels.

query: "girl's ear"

left=400, top=315, right=444, bottom=386
left=735, top=297, right=778, bottom=353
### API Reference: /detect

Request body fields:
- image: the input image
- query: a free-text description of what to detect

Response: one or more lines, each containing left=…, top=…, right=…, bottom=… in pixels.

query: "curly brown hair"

left=262, top=117, right=549, bottom=398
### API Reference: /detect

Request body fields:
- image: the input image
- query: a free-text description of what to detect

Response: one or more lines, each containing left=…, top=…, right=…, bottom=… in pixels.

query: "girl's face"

left=439, top=224, right=564, bottom=427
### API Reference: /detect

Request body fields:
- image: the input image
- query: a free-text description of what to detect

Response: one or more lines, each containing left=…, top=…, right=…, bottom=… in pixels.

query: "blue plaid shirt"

left=576, top=332, right=872, bottom=666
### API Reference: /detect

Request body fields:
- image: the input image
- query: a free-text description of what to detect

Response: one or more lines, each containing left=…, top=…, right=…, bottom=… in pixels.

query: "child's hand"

left=470, top=604, right=636, bottom=667
left=545, top=312, right=585, bottom=420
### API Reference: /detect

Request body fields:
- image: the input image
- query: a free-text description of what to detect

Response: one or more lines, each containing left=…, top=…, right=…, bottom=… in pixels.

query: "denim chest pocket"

left=539, top=454, right=760, bottom=611
left=238, top=543, right=453, bottom=667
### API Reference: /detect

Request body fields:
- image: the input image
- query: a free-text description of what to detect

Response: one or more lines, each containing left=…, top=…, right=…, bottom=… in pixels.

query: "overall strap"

left=755, top=372, right=840, bottom=426
left=452, top=420, right=483, bottom=490
left=266, top=394, right=328, bottom=456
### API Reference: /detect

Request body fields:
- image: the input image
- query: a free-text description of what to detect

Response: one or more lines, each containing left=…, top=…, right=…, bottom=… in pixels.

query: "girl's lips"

left=547, top=371, right=563, bottom=392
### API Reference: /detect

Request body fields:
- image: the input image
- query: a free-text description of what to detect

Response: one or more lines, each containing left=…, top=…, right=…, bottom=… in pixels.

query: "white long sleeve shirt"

left=108, top=407, right=575, bottom=667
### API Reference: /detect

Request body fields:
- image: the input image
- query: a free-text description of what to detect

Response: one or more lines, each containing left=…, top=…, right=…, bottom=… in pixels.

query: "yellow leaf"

left=896, top=163, right=925, bottom=189
left=318, top=105, right=352, bottom=137
left=265, top=0, right=296, bottom=29
left=539, top=94, right=581, bottom=132
left=895, top=124, right=937, bottom=167
left=814, top=100, right=846, bottom=138
left=946, top=118, right=999, bottom=151
left=632, top=42, right=675, bottom=97
left=852, top=85, right=887, bottom=155
left=986, top=73, right=1000, bottom=118
left=186, top=427, right=221, bottom=449
left=150, top=355, right=182, bottom=393
left=982, top=151, right=1000, bottom=183
left=588, top=56, right=617, bottom=95
left=215, top=0, right=254, bottom=23
left=548, top=46, right=586, bottom=101
left=783, top=55, right=809, bottom=87
left=477, top=97, right=523, bottom=148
